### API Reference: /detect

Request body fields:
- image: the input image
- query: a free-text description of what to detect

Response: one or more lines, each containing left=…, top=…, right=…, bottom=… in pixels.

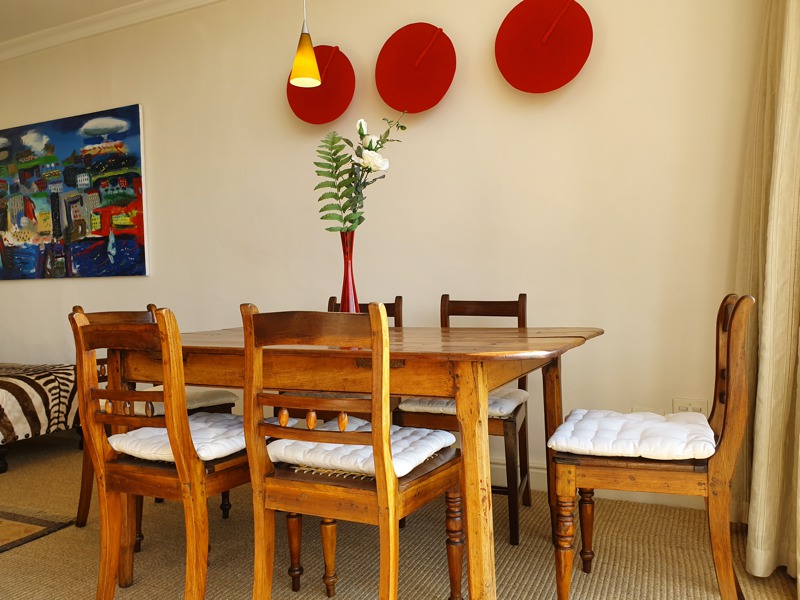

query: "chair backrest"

left=69, top=306, right=200, bottom=481
left=327, top=296, right=404, bottom=327
left=706, top=294, right=755, bottom=480
left=440, top=293, right=528, bottom=391
left=241, top=303, right=395, bottom=494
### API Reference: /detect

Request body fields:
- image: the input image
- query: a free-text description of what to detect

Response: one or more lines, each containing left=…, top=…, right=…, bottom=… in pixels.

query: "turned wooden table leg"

left=554, top=462, right=577, bottom=600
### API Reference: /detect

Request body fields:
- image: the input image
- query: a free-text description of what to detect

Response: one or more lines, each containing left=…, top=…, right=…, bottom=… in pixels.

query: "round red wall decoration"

left=287, top=45, right=356, bottom=124
left=495, top=0, right=593, bottom=93
left=375, top=22, right=457, bottom=114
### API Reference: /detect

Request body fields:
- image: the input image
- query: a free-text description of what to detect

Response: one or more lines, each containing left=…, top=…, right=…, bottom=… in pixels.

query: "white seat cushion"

left=547, top=409, right=716, bottom=460
left=397, top=384, right=529, bottom=418
left=108, top=412, right=246, bottom=462
left=267, top=416, right=457, bottom=478
left=100, top=386, right=238, bottom=416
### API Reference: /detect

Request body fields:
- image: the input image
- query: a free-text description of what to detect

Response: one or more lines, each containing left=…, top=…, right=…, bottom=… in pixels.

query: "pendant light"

left=289, top=0, right=321, bottom=88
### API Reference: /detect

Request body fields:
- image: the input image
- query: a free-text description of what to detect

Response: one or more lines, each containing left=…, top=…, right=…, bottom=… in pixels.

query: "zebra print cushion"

left=0, top=364, right=77, bottom=446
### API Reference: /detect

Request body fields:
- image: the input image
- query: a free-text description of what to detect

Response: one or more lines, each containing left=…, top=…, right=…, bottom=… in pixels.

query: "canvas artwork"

left=0, top=104, right=146, bottom=279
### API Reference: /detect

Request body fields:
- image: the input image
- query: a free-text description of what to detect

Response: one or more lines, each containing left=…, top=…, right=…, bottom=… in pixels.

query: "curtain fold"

left=734, top=0, right=800, bottom=584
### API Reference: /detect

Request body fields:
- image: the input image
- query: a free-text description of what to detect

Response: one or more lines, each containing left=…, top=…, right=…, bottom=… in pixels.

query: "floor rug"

left=0, top=511, right=73, bottom=553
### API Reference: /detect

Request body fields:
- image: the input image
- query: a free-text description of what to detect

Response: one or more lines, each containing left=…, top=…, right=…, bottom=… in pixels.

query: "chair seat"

left=547, top=409, right=716, bottom=460
left=100, top=387, right=238, bottom=416
left=397, top=385, right=529, bottom=418
left=267, top=416, right=457, bottom=477
left=109, top=412, right=246, bottom=462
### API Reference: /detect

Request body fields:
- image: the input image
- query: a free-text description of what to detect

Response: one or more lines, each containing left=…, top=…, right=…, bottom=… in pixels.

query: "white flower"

left=357, top=119, right=368, bottom=137
left=356, top=149, right=389, bottom=172
left=362, top=134, right=380, bottom=150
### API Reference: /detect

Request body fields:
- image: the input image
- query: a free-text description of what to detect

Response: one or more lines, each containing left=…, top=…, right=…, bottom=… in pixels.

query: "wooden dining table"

left=120, top=324, right=603, bottom=600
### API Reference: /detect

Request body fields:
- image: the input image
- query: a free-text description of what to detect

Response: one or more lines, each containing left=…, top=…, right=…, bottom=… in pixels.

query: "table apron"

left=122, top=352, right=553, bottom=398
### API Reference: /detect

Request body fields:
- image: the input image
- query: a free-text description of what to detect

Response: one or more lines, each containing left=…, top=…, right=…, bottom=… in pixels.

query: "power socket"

left=672, top=398, right=708, bottom=415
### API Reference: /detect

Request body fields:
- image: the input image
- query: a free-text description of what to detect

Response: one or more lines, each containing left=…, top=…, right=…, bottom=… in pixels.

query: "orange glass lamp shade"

left=290, top=20, right=321, bottom=88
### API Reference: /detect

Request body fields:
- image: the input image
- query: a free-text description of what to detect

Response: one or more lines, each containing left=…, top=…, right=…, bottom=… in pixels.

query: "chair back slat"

left=259, top=392, right=372, bottom=415
left=441, top=293, right=527, bottom=326
left=328, top=295, right=404, bottom=327
left=79, top=322, right=162, bottom=353
left=95, top=413, right=168, bottom=429
left=440, top=293, right=528, bottom=390
left=252, top=310, right=372, bottom=348
left=92, top=388, right=165, bottom=404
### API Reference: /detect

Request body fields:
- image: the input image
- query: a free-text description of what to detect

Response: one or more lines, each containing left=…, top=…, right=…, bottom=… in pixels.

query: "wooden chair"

left=69, top=306, right=251, bottom=599
left=327, top=295, right=404, bottom=326
left=548, top=294, right=755, bottom=600
left=394, top=293, right=532, bottom=545
left=74, top=306, right=239, bottom=538
left=241, top=303, right=464, bottom=599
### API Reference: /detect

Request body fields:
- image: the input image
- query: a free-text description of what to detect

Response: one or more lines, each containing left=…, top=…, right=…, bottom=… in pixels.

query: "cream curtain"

left=733, top=0, right=800, bottom=583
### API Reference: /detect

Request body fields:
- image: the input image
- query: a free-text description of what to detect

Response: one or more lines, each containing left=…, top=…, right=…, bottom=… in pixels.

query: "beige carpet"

left=0, top=431, right=794, bottom=599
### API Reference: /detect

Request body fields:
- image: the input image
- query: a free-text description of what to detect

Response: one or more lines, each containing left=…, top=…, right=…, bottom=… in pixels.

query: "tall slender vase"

left=339, top=230, right=359, bottom=313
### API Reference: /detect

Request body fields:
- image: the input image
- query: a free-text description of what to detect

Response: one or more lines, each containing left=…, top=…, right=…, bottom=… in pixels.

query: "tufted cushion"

left=547, top=409, right=716, bottom=460
left=397, top=384, right=529, bottom=418
left=267, top=416, right=457, bottom=478
left=108, top=412, right=249, bottom=462
left=100, top=386, right=238, bottom=416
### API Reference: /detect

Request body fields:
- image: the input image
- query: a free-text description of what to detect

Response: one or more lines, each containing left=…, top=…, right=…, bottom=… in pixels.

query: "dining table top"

left=178, top=325, right=605, bottom=360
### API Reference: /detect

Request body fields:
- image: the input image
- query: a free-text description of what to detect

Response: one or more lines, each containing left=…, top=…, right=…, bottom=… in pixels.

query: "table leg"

left=542, top=357, right=563, bottom=544
left=454, top=361, right=496, bottom=600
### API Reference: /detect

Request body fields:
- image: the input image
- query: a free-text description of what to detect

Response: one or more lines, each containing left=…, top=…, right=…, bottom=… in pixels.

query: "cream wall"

left=0, top=0, right=765, bottom=491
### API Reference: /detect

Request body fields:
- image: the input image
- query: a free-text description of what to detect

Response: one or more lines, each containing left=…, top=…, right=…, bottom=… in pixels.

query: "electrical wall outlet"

left=631, top=406, right=666, bottom=415
left=672, top=398, right=708, bottom=415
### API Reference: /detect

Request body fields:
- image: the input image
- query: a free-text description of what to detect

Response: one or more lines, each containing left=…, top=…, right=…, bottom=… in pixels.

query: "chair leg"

left=554, top=463, right=577, bottom=600
left=321, top=518, right=338, bottom=597
left=118, top=492, right=137, bottom=587
left=445, top=489, right=465, bottom=600
left=134, top=495, right=144, bottom=553
left=518, top=408, right=532, bottom=507
left=503, top=418, right=521, bottom=546
left=378, top=510, right=400, bottom=600
left=97, top=487, right=122, bottom=600
left=707, top=490, right=744, bottom=600
left=76, top=443, right=94, bottom=527
left=220, top=491, right=232, bottom=519
left=181, top=494, right=210, bottom=600
left=578, top=488, right=595, bottom=573
left=252, top=504, right=276, bottom=600
left=287, top=512, right=304, bottom=592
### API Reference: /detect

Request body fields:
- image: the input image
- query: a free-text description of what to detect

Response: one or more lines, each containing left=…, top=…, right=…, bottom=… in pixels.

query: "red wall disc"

left=495, top=0, right=593, bottom=93
left=375, top=22, right=457, bottom=114
left=287, top=45, right=356, bottom=124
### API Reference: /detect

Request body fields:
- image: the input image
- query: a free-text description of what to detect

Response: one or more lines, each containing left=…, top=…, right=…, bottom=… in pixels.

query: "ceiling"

left=0, top=0, right=143, bottom=40
left=0, top=0, right=221, bottom=62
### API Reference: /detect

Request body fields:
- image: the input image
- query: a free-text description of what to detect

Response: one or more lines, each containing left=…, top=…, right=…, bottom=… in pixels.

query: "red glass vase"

left=339, top=230, right=359, bottom=313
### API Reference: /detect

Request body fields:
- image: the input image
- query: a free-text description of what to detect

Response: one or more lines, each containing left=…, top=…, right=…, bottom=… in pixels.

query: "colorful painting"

left=0, top=104, right=146, bottom=280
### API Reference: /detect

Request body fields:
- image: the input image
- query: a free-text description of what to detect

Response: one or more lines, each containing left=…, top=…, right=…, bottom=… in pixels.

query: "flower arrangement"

left=314, top=115, right=406, bottom=232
